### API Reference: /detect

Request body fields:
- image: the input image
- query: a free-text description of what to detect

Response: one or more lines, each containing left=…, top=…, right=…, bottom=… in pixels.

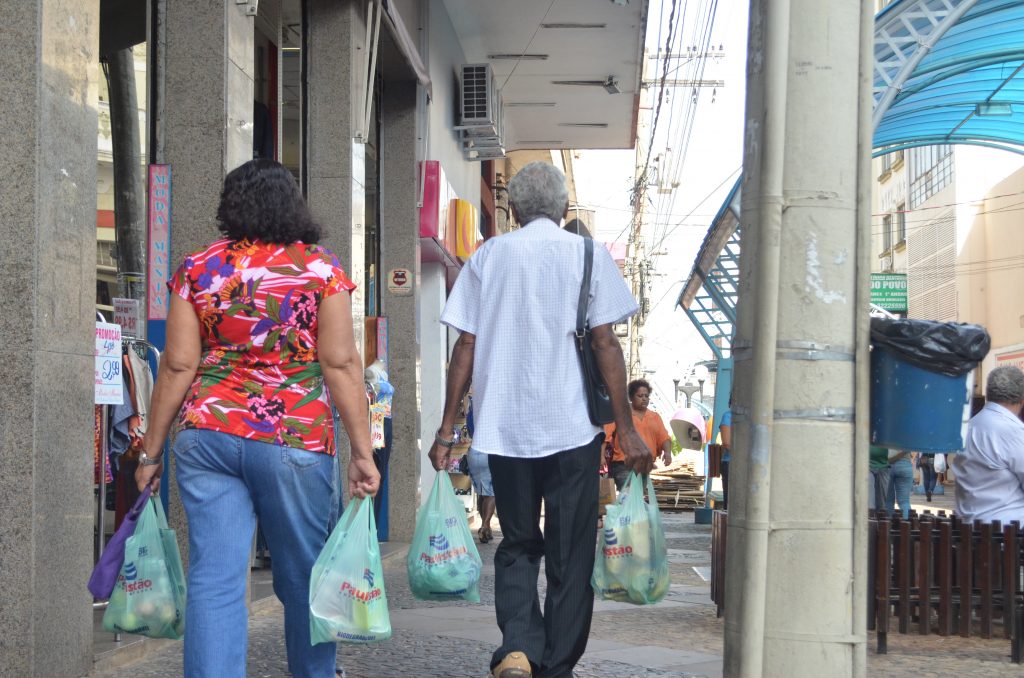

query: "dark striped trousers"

left=488, top=434, right=603, bottom=678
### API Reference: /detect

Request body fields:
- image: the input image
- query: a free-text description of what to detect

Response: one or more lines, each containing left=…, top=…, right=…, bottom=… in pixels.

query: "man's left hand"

left=661, top=451, right=672, bottom=467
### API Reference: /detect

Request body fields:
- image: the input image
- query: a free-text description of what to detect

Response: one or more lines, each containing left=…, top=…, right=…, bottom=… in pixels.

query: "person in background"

left=869, top=445, right=892, bottom=512
left=917, top=452, right=939, bottom=502
left=135, top=159, right=380, bottom=678
left=953, top=366, right=1024, bottom=523
left=604, top=379, right=673, bottom=491
left=886, top=450, right=913, bottom=518
left=427, top=161, right=648, bottom=678
left=718, top=403, right=733, bottom=510
left=465, top=393, right=496, bottom=544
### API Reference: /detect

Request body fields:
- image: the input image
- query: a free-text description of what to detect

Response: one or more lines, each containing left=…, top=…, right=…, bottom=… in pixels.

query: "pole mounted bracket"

left=236, top=0, right=259, bottom=17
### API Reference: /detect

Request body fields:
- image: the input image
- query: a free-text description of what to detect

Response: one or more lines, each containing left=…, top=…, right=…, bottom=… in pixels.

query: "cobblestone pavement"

left=91, top=490, right=1024, bottom=677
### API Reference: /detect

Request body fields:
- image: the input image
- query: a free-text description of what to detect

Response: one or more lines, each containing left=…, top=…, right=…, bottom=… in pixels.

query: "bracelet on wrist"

left=139, top=451, right=163, bottom=466
left=435, top=429, right=458, bottom=449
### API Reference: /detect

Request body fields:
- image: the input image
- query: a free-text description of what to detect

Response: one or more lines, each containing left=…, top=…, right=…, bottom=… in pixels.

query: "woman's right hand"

left=348, top=456, right=381, bottom=498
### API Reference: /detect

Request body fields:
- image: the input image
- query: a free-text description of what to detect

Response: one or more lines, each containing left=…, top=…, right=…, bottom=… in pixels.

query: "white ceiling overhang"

left=442, top=0, right=649, bottom=151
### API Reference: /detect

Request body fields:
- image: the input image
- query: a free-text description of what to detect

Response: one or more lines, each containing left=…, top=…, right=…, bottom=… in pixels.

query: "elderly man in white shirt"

left=428, top=161, right=651, bottom=678
left=953, top=365, right=1024, bottom=524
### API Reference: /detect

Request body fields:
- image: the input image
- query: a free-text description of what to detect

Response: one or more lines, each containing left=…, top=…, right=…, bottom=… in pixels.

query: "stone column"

left=307, top=0, right=367, bottom=485
left=0, top=2, right=99, bottom=676
left=163, top=0, right=255, bottom=556
left=379, top=81, right=421, bottom=540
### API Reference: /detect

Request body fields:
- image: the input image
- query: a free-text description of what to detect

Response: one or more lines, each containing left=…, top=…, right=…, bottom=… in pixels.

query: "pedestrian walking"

left=428, top=161, right=650, bottom=678
left=917, top=452, right=939, bottom=501
left=604, top=379, right=673, bottom=491
left=718, top=402, right=733, bottom=510
left=886, top=450, right=913, bottom=518
left=869, top=445, right=893, bottom=512
left=465, top=393, right=496, bottom=543
left=135, top=159, right=380, bottom=678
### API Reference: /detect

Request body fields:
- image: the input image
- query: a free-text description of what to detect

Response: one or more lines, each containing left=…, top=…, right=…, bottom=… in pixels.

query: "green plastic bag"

left=102, top=498, right=185, bottom=639
left=408, top=471, right=482, bottom=602
left=309, top=497, right=391, bottom=644
left=592, top=472, right=670, bottom=605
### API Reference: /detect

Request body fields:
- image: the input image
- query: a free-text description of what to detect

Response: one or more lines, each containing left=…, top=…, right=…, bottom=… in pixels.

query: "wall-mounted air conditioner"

left=457, top=63, right=505, bottom=160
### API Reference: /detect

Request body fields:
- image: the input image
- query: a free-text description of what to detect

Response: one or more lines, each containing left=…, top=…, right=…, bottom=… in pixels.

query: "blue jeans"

left=174, top=429, right=338, bottom=678
left=887, top=457, right=913, bottom=518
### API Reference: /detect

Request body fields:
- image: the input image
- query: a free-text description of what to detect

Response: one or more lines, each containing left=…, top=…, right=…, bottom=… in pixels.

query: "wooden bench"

left=710, top=509, right=1024, bottom=662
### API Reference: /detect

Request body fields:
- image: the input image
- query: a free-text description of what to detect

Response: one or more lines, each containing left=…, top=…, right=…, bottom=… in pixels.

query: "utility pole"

left=724, top=1, right=872, bottom=677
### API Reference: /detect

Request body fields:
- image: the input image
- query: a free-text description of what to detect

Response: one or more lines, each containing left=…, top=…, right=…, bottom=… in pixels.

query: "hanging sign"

left=387, top=268, right=413, bottom=296
left=113, top=298, right=142, bottom=337
left=147, top=164, right=172, bottom=320
left=870, top=273, right=907, bottom=313
left=95, top=322, right=124, bottom=405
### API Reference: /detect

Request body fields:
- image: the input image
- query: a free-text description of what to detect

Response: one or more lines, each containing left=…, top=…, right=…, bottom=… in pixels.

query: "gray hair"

left=507, top=161, right=569, bottom=224
left=986, top=366, right=1024, bottom=404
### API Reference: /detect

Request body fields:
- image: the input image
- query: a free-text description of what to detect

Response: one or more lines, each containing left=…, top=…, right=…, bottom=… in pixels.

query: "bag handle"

left=576, top=238, right=593, bottom=337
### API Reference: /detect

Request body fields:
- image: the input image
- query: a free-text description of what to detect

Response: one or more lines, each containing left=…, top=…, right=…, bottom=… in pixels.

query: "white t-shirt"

left=440, top=218, right=638, bottom=458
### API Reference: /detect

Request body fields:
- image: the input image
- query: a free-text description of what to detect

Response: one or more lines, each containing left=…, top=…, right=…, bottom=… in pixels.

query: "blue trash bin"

left=870, top=345, right=970, bottom=453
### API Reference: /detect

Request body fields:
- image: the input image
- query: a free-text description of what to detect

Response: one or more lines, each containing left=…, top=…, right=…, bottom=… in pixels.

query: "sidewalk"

left=90, top=481, right=1024, bottom=677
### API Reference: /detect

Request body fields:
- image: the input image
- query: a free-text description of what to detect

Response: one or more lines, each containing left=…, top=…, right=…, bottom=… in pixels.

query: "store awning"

left=873, top=0, right=1024, bottom=156
left=679, top=0, right=1024, bottom=331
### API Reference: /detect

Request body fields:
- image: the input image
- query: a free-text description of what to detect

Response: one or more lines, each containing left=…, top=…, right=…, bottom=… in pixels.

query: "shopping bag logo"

left=603, top=528, right=618, bottom=546
left=123, top=562, right=138, bottom=581
left=419, top=534, right=468, bottom=565
left=338, top=570, right=383, bottom=603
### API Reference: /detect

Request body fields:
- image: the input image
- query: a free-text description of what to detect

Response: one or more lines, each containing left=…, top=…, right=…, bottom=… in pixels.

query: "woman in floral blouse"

left=136, top=159, right=379, bottom=678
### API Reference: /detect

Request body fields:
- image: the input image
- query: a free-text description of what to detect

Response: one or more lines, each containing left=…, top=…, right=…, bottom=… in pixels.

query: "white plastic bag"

left=934, top=453, right=947, bottom=474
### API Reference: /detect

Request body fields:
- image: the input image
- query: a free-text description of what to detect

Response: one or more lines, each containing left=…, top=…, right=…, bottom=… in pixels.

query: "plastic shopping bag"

left=153, top=497, right=187, bottom=637
left=102, top=497, right=185, bottom=639
left=89, top=486, right=151, bottom=600
left=592, top=472, right=670, bottom=605
left=309, top=497, right=391, bottom=644
left=408, top=471, right=483, bottom=602
left=934, top=453, right=947, bottom=474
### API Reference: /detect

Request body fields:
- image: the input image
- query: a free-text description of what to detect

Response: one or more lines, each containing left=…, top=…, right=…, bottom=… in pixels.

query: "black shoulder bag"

left=575, top=238, right=615, bottom=425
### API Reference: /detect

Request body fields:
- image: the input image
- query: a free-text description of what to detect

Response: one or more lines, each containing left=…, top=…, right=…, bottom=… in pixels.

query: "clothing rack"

left=93, top=332, right=160, bottom=619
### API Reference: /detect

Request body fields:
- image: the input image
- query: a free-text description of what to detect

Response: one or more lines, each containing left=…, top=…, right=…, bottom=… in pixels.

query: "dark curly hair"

left=216, top=159, right=322, bottom=244
left=628, top=379, right=652, bottom=398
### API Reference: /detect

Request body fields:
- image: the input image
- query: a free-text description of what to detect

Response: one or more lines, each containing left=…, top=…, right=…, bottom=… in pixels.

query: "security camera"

left=611, top=0, right=630, bottom=5
left=603, top=77, right=620, bottom=94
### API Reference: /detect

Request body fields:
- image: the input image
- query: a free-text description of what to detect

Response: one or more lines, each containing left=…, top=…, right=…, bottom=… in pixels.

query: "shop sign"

left=454, top=199, right=480, bottom=260
left=147, top=164, right=172, bottom=320
left=95, top=322, right=124, bottom=405
left=387, top=268, right=413, bottom=296
left=113, top=298, right=141, bottom=337
left=870, top=273, right=907, bottom=312
left=995, top=342, right=1024, bottom=372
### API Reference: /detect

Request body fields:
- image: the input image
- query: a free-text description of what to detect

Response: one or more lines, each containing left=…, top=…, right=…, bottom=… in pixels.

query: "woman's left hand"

left=135, top=457, right=164, bottom=493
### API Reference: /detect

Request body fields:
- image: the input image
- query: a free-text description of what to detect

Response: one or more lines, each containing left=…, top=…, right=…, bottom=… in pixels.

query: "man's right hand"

left=618, top=428, right=653, bottom=476
left=428, top=440, right=451, bottom=472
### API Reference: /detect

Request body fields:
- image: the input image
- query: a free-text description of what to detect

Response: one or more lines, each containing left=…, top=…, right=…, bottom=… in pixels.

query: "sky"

left=572, top=0, right=749, bottom=416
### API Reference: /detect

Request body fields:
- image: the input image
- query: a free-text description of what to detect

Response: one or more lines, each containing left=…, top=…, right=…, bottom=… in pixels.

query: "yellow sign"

left=454, top=199, right=480, bottom=260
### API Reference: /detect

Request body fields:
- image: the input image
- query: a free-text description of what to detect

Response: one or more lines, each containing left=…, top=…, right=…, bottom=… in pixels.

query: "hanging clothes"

left=94, top=405, right=112, bottom=485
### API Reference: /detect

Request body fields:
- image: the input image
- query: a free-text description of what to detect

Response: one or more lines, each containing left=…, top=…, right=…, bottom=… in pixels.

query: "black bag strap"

left=576, top=238, right=593, bottom=337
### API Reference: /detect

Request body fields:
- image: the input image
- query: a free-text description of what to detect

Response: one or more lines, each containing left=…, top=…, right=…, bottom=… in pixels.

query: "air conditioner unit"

left=457, top=64, right=499, bottom=135
left=613, top=323, right=628, bottom=337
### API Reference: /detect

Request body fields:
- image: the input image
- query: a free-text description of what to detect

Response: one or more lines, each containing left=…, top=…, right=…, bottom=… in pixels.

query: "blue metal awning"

left=873, top=0, right=1024, bottom=155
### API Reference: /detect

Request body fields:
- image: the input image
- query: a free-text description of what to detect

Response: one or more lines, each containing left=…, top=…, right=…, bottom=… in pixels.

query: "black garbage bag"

left=870, top=318, right=990, bottom=377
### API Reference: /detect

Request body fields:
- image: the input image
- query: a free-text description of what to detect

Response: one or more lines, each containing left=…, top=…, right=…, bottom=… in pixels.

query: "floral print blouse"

left=168, top=238, right=356, bottom=454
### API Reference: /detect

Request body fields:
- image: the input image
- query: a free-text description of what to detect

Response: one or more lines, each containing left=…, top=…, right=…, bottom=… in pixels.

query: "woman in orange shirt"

left=604, top=379, right=673, bottom=490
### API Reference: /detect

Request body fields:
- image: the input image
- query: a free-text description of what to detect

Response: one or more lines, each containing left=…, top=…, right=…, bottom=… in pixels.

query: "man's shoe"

left=492, top=651, right=532, bottom=678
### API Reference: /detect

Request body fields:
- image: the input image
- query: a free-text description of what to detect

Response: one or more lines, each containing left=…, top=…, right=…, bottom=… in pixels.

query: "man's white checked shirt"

left=440, top=218, right=638, bottom=459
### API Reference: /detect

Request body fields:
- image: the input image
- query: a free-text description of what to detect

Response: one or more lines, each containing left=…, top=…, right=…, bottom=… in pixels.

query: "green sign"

left=870, top=273, right=907, bottom=312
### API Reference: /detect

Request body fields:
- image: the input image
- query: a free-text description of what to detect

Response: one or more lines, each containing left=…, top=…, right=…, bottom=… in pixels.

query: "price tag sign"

left=95, top=322, right=124, bottom=405
left=113, top=298, right=141, bottom=337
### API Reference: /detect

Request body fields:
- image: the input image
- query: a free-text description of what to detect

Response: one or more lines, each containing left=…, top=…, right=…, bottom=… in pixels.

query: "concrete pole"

left=724, top=0, right=871, bottom=675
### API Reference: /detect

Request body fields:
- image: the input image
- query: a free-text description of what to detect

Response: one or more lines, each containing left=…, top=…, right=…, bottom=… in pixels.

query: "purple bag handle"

left=87, top=485, right=152, bottom=600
